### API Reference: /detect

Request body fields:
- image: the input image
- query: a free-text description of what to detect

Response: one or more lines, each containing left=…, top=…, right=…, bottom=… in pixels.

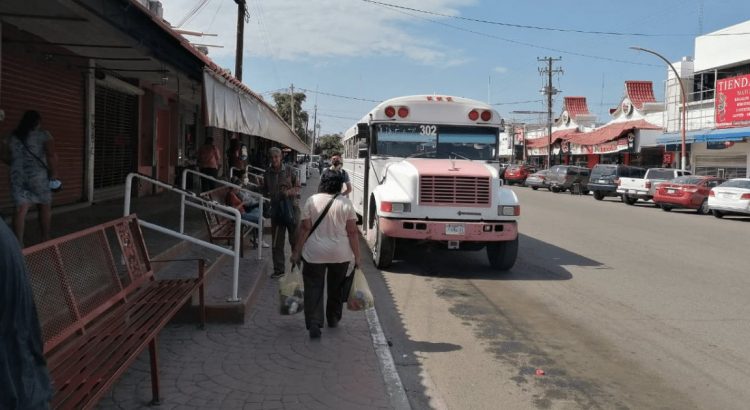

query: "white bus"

left=342, top=95, right=520, bottom=270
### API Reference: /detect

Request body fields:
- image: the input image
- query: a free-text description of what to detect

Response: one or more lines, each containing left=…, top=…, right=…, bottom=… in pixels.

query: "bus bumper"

left=379, top=218, right=518, bottom=242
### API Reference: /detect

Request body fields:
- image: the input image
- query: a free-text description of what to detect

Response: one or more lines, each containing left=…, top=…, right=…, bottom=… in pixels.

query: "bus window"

left=437, top=128, right=497, bottom=160
left=376, top=124, right=437, bottom=157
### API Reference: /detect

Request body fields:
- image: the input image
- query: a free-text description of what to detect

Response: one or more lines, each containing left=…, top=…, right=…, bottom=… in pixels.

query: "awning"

left=525, top=129, right=577, bottom=148
left=567, top=119, right=660, bottom=145
left=656, top=127, right=750, bottom=145
left=203, top=69, right=309, bottom=153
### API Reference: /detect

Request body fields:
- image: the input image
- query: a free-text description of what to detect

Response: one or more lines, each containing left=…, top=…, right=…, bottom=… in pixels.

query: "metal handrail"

left=179, top=168, right=268, bottom=262
left=228, top=166, right=262, bottom=187
left=124, top=173, right=245, bottom=302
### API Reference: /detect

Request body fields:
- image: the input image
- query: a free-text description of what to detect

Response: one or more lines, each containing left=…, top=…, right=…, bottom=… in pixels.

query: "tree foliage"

left=272, top=91, right=309, bottom=139
left=316, top=134, right=344, bottom=156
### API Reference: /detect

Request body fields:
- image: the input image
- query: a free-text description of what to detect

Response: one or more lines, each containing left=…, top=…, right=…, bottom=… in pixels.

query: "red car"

left=654, top=176, right=725, bottom=214
left=504, top=165, right=534, bottom=185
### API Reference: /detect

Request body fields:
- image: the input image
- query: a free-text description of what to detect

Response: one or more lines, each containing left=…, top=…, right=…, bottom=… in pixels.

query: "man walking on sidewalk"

left=319, top=153, right=352, bottom=196
left=263, top=147, right=300, bottom=278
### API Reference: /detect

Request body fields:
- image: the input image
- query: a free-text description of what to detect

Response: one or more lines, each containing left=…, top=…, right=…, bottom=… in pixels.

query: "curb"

left=366, top=307, right=412, bottom=410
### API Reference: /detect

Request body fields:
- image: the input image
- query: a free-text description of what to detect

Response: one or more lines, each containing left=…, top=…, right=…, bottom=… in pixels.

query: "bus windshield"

left=375, top=124, right=497, bottom=160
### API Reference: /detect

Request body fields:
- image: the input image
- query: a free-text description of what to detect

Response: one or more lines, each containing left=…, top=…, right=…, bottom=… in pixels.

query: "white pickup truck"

left=617, top=168, right=692, bottom=205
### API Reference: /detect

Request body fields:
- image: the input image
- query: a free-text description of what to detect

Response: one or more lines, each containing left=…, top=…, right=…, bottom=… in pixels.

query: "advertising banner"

left=715, top=73, right=750, bottom=129
left=570, top=138, right=628, bottom=155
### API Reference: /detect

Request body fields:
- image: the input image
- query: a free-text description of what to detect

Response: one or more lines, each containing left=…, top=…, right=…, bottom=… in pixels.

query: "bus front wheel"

left=486, top=238, right=518, bottom=271
left=372, top=217, right=395, bottom=269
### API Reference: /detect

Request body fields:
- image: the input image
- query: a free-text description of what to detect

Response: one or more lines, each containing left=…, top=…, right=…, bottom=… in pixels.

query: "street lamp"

left=629, top=46, right=687, bottom=171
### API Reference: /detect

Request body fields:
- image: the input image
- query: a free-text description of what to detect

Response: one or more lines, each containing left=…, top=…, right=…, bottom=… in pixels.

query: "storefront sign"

left=707, top=141, right=735, bottom=150
left=569, top=137, right=629, bottom=155
left=663, top=152, right=675, bottom=164
left=716, top=73, right=750, bottom=129
left=514, top=126, right=525, bottom=144
left=526, top=146, right=548, bottom=156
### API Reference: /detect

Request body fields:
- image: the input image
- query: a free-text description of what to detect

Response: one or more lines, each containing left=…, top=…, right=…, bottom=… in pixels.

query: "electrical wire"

left=317, top=113, right=362, bottom=121
left=379, top=5, right=661, bottom=67
left=493, top=99, right=544, bottom=106
left=297, top=88, right=381, bottom=103
left=206, top=0, right=223, bottom=32
left=177, top=0, right=211, bottom=28
left=362, top=0, right=684, bottom=37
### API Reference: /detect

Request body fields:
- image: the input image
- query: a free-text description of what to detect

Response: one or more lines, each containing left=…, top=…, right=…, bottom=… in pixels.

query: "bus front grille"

left=419, top=175, right=491, bottom=206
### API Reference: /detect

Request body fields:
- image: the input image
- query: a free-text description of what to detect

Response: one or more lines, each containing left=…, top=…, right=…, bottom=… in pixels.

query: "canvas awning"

left=203, top=69, right=309, bottom=153
left=656, top=126, right=750, bottom=145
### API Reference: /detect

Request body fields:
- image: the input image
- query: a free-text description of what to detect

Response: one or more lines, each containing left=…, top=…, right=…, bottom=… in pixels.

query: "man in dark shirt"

left=1, top=221, right=52, bottom=409
left=319, top=153, right=352, bottom=196
left=263, top=147, right=300, bottom=278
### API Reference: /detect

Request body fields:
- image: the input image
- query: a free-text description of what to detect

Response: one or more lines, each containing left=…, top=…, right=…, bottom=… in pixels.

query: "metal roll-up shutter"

left=694, top=154, right=748, bottom=178
left=0, top=47, right=85, bottom=211
left=94, top=86, right=138, bottom=190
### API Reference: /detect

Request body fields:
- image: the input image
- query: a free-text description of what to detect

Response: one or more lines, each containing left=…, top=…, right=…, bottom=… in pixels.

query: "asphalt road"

left=362, top=187, right=750, bottom=410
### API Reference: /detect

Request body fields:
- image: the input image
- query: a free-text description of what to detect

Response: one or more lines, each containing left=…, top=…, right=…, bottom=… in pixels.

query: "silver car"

left=525, top=170, right=549, bottom=190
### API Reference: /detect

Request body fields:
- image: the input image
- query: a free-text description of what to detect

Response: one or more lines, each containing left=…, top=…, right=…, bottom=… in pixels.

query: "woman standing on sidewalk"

left=291, top=172, right=361, bottom=339
left=1, top=110, right=59, bottom=245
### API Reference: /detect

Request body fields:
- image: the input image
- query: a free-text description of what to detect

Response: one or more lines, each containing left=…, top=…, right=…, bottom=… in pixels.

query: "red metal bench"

left=200, top=185, right=252, bottom=256
left=23, top=215, right=206, bottom=409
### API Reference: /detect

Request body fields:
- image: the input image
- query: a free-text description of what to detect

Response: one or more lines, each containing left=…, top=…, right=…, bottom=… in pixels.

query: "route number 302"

left=420, top=125, right=437, bottom=136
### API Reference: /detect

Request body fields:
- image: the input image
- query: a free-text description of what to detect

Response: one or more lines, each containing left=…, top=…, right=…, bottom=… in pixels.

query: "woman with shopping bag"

left=291, top=171, right=361, bottom=339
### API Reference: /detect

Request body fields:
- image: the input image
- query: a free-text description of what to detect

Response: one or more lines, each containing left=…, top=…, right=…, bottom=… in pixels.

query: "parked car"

left=504, top=165, right=534, bottom=185
left=546, top=165, right=591, bottom=194
left=588, top=164, right=646, bottom=201
left=654, top=176, right=725, bottom=214
left=525, top=170, right=550, bottom=190
left=617, top=168, right=692, bottom=205
left=708, top=178, right=750, bottom=218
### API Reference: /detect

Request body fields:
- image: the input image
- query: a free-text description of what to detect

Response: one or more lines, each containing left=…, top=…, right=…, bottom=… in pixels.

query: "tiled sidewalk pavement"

left=98, top=276, right=392, bottom=410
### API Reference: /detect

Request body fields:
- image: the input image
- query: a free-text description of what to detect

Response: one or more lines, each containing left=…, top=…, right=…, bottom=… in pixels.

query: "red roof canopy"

left=563, top=97, right=590, bottom=118
left=567, top=120, right=661, bottom=146
left=526, top=129, right=577, bottom=147
left=625, top=81, right=656, bottom=109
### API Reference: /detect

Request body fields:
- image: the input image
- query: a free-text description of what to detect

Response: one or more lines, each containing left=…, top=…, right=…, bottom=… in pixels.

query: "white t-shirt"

left=301, top=193, right=357, bottom=264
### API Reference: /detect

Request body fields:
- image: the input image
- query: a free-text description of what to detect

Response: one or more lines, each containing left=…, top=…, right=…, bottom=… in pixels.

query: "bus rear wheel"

left=372, top=217, right=395, bottom=269
left=486, top=238, right=518, bottom=271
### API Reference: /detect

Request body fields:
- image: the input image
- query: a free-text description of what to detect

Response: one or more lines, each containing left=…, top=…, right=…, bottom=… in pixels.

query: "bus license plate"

left=446, top=224, right=465, bottom=235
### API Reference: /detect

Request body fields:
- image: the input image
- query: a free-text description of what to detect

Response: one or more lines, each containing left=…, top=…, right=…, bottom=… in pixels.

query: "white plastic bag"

left=346, top=268, right=374, bottom=311
left=279, top=265, right=304, bottom=315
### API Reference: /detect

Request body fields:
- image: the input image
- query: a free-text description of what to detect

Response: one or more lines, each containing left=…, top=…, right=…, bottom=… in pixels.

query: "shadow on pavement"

left=385, top=233, right=603, bottom=281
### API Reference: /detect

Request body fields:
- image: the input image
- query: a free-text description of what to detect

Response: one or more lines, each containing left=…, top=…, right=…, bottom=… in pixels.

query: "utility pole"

left=311, top=104, right=318, bottom=154
left=234, top=0, right=247, bottom=81
left=290, top=83, right=295, bottom=135
left=538, top=57, right=563, bottom=169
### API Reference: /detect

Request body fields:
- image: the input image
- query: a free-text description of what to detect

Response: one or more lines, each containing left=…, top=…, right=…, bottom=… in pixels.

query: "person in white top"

left=291, top=172, right=361, bottom=339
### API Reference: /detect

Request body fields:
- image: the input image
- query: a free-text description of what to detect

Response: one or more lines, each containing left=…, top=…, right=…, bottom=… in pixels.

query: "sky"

left=162, top=0, right=750, bottom=135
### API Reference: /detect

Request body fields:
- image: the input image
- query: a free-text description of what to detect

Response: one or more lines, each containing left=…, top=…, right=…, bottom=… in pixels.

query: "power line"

left=177, top=0, right=211, bottom=28
left=378, top=5, right=662, bottom=67
left=362, top=0, right=684, bottom=37
left=317, top=113, right=362, bottom=121
left=297, top=88, right=381, bottom=103
left=492, top=99, right=543, bottom=106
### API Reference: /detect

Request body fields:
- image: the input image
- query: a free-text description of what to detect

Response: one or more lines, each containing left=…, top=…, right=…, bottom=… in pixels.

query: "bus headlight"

left=381, top=201, right=411, bottom=213
left=498, top=205, right=520, bottom=216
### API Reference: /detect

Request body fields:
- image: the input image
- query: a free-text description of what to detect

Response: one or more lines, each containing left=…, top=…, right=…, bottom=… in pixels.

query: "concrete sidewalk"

left=98, top=277, right=393, bottom=410
left=98, top=172, right=399, bottom=409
